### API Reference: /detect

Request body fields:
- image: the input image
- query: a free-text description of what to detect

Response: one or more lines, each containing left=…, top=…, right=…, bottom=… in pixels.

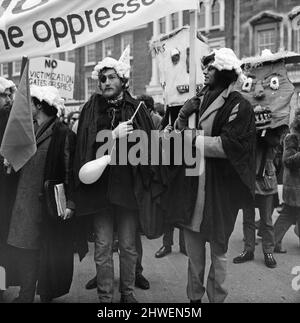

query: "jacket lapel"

left=36, top=122, right=54, bottom=146
left=198, top=83, right=235, bottom=125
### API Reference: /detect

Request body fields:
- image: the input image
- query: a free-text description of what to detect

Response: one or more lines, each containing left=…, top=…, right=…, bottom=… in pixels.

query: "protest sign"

left=0, top=0, right=198, bottom=63
left=150, top=26, right=210, bottom=106
left=29, top=57, right=75, bottom=99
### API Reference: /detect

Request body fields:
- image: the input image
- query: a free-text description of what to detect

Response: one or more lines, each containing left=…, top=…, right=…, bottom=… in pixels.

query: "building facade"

left=0, top=0, right=299, bottom=111
left=238, top=0, right=300, bottom=109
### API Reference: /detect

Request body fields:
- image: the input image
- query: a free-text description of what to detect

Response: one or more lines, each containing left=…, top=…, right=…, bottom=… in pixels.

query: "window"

left=170, top=12, right=179, bottom=30
left=121, top=33, right=133, bottom=58
left=51, top=53, right=60, bottom=60
left=66, top=50, right=76, bottom=63
left=159, top=17, right=166, bottom=34
left=197, top=2, right=205, bottom=29
left=85, top=43, right=96, bottom=65
left=85, top=76, right=96, bottom=100
left=12, top=60, right=21, bottom=76
left=211, top=0, right=220, bottom=27
left=257, top=28, right=276, bottom=54
left=297, top=30, right=300, bottom=53
left=102, top=38, right=114, bottom=58
left=2, top=63, right=8, bottom=77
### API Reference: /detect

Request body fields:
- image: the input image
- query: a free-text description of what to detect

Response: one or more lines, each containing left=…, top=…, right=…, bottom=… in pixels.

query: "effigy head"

left=237, top=50, right=300, bottom=130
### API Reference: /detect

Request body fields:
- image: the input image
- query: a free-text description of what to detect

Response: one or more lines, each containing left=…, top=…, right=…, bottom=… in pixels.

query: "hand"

left=62, top=208, right=74, bottom=221
left=112, top=120, right=133, bottom=140
left=179, top=97, right=200, bottom=120
left=164, top=124, right=173, bottom=134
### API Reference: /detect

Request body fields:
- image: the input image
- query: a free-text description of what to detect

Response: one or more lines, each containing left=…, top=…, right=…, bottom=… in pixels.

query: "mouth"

left=254, top=105, right=272, bottom=127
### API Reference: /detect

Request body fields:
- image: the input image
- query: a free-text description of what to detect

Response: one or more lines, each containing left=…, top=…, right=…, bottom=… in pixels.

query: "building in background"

left=238, top=0, right=300, bottom=110
left=1, top=0, right=299, bottom=110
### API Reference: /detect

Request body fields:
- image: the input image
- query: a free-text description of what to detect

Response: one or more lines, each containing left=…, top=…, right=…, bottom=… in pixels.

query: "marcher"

left=155, top=226, right=186, bottom=258
left=67, top=111, right=80, bottom=131
left=0, top=77, right=17, bottom=303
left=138, top=94, right=162, bottom=130
left=174, top=48, right=256, bottom=303
left=273, top=110, right=300, bottom=253
left=6, top=85, right=81, bottom=303
left=74, top=56, right=154, bottom=303
left=233, top=50, right=294, bottom=268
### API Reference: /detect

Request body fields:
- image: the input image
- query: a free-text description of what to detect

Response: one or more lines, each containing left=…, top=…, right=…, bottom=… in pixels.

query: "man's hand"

left=62, top=208, right=74, bottom=221
left=164, top=124, right=173, bottom=133
left=112, top=120, right=133, bottom=140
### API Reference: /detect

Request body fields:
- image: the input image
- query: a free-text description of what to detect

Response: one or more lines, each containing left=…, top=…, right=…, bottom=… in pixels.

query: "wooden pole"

left=188, top=10, right=197, bottom=129
left=19, top=56, right=28, bottom=80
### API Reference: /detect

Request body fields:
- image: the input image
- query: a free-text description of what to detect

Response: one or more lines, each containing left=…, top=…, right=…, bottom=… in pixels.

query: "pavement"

left=2, top=209, right=300, bottom=303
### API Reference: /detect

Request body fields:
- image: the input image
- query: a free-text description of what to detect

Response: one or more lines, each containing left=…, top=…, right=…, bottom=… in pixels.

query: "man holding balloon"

left=73, top=55, right=154, bottom=303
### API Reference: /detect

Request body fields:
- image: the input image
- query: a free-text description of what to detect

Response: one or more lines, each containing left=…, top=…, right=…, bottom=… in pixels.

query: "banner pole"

left=188, top=10, right=197, bottom=129
left=20, top=56, right=28, bottom=80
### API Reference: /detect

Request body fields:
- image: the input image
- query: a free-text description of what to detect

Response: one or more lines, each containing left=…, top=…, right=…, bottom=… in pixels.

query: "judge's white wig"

left=0, top=77, right=16, bottom=94
left=91, top=57, right=130, bottom=80
left=30, top=85, right=65, bottom=117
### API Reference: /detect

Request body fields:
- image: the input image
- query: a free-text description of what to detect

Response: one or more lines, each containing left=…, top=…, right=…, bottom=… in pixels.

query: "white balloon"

left=79, top=155, right=111, bottom=185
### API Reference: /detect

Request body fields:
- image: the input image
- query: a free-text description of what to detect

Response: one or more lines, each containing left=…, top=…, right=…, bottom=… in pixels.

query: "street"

left=3, top=209, right=300, bottom=303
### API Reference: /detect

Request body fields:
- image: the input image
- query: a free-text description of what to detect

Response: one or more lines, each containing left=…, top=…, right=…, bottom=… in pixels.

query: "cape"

left=73, top=92, right=166, bottom=239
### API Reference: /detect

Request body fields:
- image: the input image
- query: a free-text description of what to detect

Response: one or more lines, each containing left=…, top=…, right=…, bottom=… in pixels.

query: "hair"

left=137, top=94, right=154, bottom=112
left=154, top=102, right=165, bottom=117
left=99, top=67, right=129, bottom=90
left=214, top=69, right=238, bottom=88
left=202, top=53, right=215, bottom=67
left=67, top=111, right=80, bottom=124
left=32, top=96, right=57, bottom=117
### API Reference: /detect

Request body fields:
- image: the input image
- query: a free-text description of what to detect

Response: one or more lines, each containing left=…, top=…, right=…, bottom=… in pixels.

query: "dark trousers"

left=163, top=225, right=185, bottom=250
left=14, top=248, right=39, bottom=303
left=135, top=232, right=143, bottom=276
left=243, top=194, right=275, bottom=254
left=274, top=204, right=300, bottom=247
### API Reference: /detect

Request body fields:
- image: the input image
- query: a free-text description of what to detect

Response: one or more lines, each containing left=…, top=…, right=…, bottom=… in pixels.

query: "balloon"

left=79, top=155, right=111, bottom=185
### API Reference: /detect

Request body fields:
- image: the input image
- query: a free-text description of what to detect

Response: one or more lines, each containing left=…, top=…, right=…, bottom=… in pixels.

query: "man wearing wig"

left=74, top=55, right=154, bottom=303
left=174, top=48, right=256, bottom=302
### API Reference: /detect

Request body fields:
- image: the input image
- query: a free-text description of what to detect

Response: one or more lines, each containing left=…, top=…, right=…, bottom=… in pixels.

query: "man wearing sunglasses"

left=74, top=56, right=154, bottom=303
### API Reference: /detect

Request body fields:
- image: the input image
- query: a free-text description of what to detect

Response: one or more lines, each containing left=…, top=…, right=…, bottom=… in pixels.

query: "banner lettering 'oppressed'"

left=0, top=0, right=198, bottom=63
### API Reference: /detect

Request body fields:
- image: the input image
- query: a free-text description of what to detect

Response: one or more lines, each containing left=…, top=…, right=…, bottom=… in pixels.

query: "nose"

left=254, top=81, right=265, bottom=99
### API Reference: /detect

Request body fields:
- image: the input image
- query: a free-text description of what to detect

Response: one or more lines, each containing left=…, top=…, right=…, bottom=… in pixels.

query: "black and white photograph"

left=0, top=0, right=300, bottom=317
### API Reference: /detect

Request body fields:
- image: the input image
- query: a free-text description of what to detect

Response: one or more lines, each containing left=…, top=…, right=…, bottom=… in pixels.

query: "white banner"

left=0, top=0, right=198, bottom=63
left=29, top=57, right=75, bottom=99
left=151, top=27, right=210, bottom=106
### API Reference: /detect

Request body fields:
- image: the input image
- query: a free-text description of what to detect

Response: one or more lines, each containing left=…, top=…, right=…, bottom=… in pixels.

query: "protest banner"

left=29, top=57, right=75, bottom=99
left=0, top=0, right=198, bottom=63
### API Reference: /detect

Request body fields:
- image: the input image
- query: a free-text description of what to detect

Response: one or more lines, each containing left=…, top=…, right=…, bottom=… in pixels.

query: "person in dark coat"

left=0, top=77, right=18, bottom=302
left=274, top=110, right=300, bottom=252
left=174, top=48, right=256, bottom=303
left=73, top=57, right=154, bottom=303
left=233, top=52, right=294, bottom=268
left=6, top=85, right=81, bottom=303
